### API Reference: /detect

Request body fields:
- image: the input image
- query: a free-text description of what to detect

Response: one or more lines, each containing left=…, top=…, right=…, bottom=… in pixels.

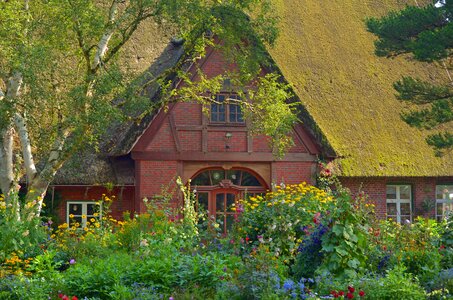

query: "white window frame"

left=435, top=185, right=453, bottom=222
left=66, top=201, right=101, bottom=228
left=386, top=184, right=412, bottom=223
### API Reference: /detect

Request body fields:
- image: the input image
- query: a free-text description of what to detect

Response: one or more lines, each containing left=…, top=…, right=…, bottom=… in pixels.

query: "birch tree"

left=0, top=0, right=294, bottom=220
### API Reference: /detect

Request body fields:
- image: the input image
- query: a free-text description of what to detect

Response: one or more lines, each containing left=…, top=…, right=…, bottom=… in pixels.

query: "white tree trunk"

left=14, top=113, right=37, bottom=183
left=26, top=128, right=70, bottom=216
left=91, top=0, right=119, bottom=71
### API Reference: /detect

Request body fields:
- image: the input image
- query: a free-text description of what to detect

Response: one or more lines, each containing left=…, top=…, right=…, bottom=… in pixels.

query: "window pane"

left=210, top=170, right=224, bottom=185
left=226, top=170, right=241, bottom=185
left=69, top=203, right=82, bottom=215
left=400, top=203, right=411, bottom=215
left=226, top=193, right=235, bottom=209
left=216, top=193, right=225, bottom=212
left=436, top=185, right=453, bottom=200
left=386, top=186, right=397, bottom=200
left=192, top=171, right=211, bottom=186
left=197, top=192, right=209, bottom=211
left=387, top=203, right=397, bottom=215
left=399, top=185, right=411, bottom=200
left=241, top=171, right=261, bottom=186
left=70, top=216, right=82, bottom=226
left=218, top=112, right=225, bottom=122
left=87, top=204, right=98, bottom=215
left=401, top=216, right=411, bottom=224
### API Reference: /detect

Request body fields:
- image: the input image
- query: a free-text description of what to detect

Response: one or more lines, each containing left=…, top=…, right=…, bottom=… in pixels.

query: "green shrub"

left=234, top=183, right=334, bottom=259
left=360, top=266, right=426, bottom=300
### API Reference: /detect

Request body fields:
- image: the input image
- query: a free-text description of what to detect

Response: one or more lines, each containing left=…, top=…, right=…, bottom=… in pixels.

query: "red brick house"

left=51, top=0, right=453, bottom=228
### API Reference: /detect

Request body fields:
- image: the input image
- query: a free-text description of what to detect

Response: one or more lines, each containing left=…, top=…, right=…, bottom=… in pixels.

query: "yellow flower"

left=82, top=214, right=87, bottom=219
left=69, top=214, right=74, bottom=218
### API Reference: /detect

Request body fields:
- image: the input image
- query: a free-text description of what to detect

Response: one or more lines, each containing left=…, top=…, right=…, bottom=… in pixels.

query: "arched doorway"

left=191, top=168, right=267, bottom=233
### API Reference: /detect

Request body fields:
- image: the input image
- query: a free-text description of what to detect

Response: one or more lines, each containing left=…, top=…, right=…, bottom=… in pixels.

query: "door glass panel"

left=226, top=193, right=235, bottom=209
left=226, top=215, right=235, bottom=231
left=216, top=193, right=225, bottom=212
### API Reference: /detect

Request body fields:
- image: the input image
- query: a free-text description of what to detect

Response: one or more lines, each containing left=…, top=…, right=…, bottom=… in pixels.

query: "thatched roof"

left=268, top=0, right=453, bottom=177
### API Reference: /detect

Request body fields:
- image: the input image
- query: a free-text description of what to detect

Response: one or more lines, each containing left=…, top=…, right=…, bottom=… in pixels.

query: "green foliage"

left=0, top=193, right=47, bottom=263
left=359, top=266, right=427, bottom=300
left=366, top=2, right=453, bottom=154
left=233, top=183, right=334, bottom=259
left=318, top=191, right=374, bottom=280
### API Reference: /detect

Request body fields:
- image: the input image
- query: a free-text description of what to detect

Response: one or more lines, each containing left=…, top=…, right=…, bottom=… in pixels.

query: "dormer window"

left=210, top=94, right=244, bottom=124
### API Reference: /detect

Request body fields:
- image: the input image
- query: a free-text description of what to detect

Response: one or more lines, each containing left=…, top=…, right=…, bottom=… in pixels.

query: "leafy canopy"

left=366, top=1, right=453, bottom=155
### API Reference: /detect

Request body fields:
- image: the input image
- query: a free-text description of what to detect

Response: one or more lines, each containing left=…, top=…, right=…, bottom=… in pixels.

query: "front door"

left=196, top=189, right=239, bottom=234
left=213, top=190, right=238, bottom=233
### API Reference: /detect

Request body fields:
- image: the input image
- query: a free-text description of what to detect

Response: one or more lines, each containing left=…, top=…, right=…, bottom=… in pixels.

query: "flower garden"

left=0, top=180, right=452, bottom=299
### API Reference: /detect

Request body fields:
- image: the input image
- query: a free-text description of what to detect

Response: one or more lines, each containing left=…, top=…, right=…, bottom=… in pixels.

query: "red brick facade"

left=340, top=177, right=453, bottom=220
left=53, top=44, right=451, bottom=224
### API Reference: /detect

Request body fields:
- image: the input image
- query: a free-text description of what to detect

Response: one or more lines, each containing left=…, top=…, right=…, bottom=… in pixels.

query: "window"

left=67, top=201, right=101, bottom=228
left=436, top=185, right=453, bottom=222
left=210, top=94, right=244, bottom=124
left=386, top=185, right=412, bottom=223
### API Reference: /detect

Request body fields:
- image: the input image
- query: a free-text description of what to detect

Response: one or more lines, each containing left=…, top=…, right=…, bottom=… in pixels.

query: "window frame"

left=435, top=184, right=453, bottom=222
left=209, top=93, right=245, bottom=125
left=66, top=201, right=101, bottom=228
left=386, top=184, right=412, bottom=223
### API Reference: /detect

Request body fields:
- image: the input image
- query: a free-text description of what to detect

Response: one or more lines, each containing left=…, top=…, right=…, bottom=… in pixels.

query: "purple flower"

left=169, top=297, right=174, bottom=300
left=69, top=258, right=76, bottom=265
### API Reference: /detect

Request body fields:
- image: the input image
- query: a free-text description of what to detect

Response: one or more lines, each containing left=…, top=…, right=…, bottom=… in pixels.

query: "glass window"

left=386, top=185, right=412, bottom=223
left=210, top=94, right=245, bottom=124
left=436, top=185, right=453, bottom=222
left=67, top=201, right=101, bottom=228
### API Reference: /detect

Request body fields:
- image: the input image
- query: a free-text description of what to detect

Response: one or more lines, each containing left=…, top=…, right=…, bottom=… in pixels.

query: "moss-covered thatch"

left=269, top=0, right=453, bottom=176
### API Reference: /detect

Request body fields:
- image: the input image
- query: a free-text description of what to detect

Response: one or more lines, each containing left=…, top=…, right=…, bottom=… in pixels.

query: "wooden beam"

left=132, top=151, right=317, bottom=162
left=201, top=108, right=208, bottom=153
left=169, top=113, right=181, bottom=152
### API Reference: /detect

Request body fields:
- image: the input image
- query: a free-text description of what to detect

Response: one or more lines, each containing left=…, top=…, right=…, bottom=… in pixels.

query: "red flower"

left=346, top=292, right=354, bottom=299
left=359, top=290, right=365, bottom=297
left=62, top=296, right=69, bottom=300
left=339, top=291, right=345, bottom=296
left=58, top=294, right=64, bottom=299
left=348, top=286, right=355, bottom=293
left=72, top=297, right=78, bottom=300
left=245, top=236, right=250, bottom=242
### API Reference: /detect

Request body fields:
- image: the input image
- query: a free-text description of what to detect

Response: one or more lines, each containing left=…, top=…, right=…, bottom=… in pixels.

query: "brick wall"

left=273, top=162, right=316, bottom=185
left=53, top=186, right=135, bottom=223
left=136, top=160, right=178, bottom=213
left=340, top=177, right=452, bottom=219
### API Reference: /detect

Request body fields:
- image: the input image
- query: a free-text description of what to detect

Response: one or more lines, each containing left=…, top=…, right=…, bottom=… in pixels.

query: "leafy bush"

left=317, top=191, right=374, bottom=280
left=360, top=266, right=426, bottom=300
left=234, top=183, right=334, bottom=258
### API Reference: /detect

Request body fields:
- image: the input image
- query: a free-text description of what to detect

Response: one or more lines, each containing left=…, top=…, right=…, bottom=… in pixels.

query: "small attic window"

left=210, top=94, right=244, bottom=124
